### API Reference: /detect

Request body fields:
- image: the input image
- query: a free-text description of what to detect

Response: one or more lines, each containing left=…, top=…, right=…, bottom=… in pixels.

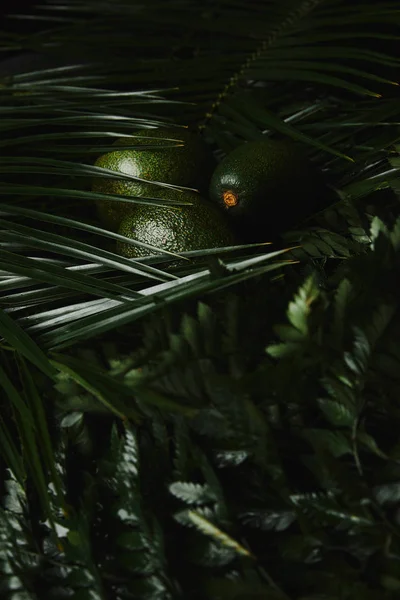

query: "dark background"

left=1, top=0, right=41, bottom=38
left=1, top=0, right=35, bottom=17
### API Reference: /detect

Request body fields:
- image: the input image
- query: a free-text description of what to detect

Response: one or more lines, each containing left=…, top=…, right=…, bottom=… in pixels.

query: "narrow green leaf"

left=0, top=309, right=56, bottom=378
left=187, top=510, right=253, bottom=558
left=0, top=248, right=135, bottom=301
left=303, top=428, right=352, bottom=458
left=50, top=358, right=141, bottom=421
left=19, top=360, right=66, bottom=508
left=229, top=95, right=353, bottom=161
left=317, top=398, right=354, bottom=427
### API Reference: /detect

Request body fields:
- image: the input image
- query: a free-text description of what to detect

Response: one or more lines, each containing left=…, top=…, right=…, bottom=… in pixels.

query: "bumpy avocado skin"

left=209, top=139, right=333, bottom=240
left=93, top=127, right=215, bottom=231
left=116, top=189, right=236, bottom=258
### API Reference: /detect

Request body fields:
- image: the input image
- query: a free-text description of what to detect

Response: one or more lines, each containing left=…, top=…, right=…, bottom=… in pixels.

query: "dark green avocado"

left=209, top=138, right=336, bottom=241
left=116, top=188, right=236, bottom=259
left=93, top=126, right=215, bottom=231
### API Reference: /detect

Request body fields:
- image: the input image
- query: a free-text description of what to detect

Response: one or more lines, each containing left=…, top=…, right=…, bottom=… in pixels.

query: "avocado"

left=93, top=127, right=215, bottom=231
left=209, top=138, right=335, bottom=241
left=116, top=188, right=236, bottom=259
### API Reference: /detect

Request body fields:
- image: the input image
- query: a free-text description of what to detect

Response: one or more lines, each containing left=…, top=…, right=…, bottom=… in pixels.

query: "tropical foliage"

left=0, top=0, right=400, bottom=597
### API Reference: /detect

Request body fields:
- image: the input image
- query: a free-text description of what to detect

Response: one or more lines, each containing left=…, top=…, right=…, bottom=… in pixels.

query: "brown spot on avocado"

left=223, top=190, right=239, bottom=208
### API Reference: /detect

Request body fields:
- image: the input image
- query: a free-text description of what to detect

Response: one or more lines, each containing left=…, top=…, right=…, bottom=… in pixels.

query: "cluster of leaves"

left=2, top=217, right=400, bottom=599
left=0, top=0, right=400, bottom=598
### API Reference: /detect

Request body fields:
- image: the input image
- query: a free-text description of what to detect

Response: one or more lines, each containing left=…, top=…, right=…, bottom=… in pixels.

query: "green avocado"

left=116, top=188, right=236, bottom=259
left=209, top=138, right=335, bottom=240
left=93, top=127, right=215, bottom=231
